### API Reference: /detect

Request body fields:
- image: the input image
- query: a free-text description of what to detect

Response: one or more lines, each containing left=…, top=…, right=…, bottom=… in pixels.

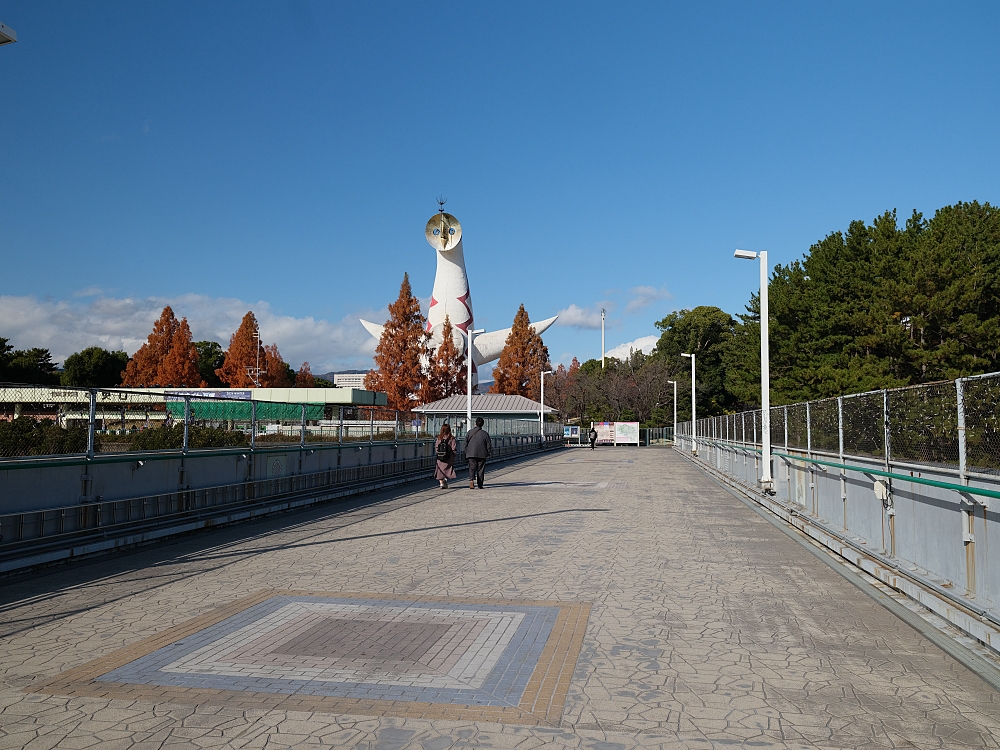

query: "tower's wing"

left=471, top=315, right=559, bottom=365
left=360, top=319, right=385, bottom=340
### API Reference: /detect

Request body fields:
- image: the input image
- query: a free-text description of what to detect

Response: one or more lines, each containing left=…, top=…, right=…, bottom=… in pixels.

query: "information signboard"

left=614, top=421, right=640, bottom=445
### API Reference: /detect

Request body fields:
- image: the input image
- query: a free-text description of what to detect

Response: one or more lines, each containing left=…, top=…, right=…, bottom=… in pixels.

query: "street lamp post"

left=667, top=380, right=677, bottom=445
left=463, top=328, right=486, bottom=435
left=601, top=309, right=606, bottom=369
left=734, top=249, right=773, bottom=491
left=540, top=370, right=553, bottom=436
left=680, top=353, right=696, bottom=454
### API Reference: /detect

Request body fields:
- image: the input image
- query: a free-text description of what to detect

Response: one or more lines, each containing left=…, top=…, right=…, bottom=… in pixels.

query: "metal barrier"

left=674, top=373, right=1000, bottom=648
left=0, top=431, right=564, bottom=572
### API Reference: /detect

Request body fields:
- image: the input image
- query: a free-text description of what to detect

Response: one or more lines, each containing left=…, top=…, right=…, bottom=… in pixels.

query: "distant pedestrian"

left=434, top=423, right=457, bottom=489
left=589, top=426, right=598, bottom=450
left=465, top=417, right=492, bottom=489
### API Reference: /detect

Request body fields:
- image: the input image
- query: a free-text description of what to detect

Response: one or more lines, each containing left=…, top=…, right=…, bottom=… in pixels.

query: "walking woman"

left=434, top=423, right=458, bottom=489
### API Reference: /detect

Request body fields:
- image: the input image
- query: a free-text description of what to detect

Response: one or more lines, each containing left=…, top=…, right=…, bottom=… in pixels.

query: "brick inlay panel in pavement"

left=32, top=592, right=591, bottom=725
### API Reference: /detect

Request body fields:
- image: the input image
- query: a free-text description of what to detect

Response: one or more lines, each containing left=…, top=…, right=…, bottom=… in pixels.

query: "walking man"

left=588, top=425, right=598, bottom=450
left=465, top=417, right=492, bottom=489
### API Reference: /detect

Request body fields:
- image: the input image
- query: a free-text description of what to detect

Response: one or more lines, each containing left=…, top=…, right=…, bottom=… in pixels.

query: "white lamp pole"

left=601, top=309, right=606, bottom=369
left=540, top=370, right=553, bottom=436
left=668, top=380, right=677, bottom=445
left=464, top=328, right=485, bottom=435
left=734, top=249, right=773, bottom=490
left=681, top=353, right=696, bottom=454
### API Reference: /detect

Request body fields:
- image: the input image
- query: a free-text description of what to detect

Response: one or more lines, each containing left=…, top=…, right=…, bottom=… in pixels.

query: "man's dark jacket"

left=465, top=426, right=492, bottom=459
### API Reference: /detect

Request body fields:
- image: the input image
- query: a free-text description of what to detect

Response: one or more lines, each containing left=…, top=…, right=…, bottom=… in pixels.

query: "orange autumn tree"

left=295, top=362, right=316, bottom=388
left=364, top=273, right=428, bottom=409
left=490, top=304, right=550, bottom=400
left=122, top=306, right=204, bottom=387
left=546, top=356, right=580, bottom=414
left=262, top=343, right=292, bottom=387
left=425, top=316, right=466, bottom=402
left=215, top=311, right=289, bottom=387
left=158, top=318, right=203, bottom=387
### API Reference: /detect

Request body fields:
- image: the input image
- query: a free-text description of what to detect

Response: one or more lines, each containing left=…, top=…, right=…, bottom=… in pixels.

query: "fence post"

left=300, top=403, right=307, bottom=449
left=838, top=395, right=846, bottom=528
left=394, top=410, right=399, bottom=441
left=882, top=389, right=892, bottom=473
left=338, top=406, right=344, bottom=443
left=369, top=408, right=374, bottom=443
left=957, top=378, right=967, bottom=486
left=183, top=396, right=191, bottom=454
left=783, top=405, right=788, bottom=453
left=87, top=389, right=97, bottom=459
left=883, top=389, right=896, bottom=554
left=250, top=401, right=257, bottom=449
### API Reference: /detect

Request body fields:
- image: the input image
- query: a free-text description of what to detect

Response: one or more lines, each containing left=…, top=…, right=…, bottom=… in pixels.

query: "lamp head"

left=0, top=22, right=16, bottom=45
left=681, top=353, right=693, bottom=359
left=734, top=249, right=758, bottom=260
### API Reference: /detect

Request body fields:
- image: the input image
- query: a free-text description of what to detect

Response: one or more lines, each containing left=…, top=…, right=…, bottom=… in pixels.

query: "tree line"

left=6, top=200, right=995, bottom=420
left=651, top=200, right=1000, bottom=421
left=364, top=273, right=552, bottom=410
left=0, top=306, right=329, bottom=389
left=525, top=200, right=1000, bottom=426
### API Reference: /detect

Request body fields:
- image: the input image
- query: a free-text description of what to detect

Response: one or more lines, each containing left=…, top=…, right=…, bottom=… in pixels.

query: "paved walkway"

left=1, top=449, right=998, bottom=749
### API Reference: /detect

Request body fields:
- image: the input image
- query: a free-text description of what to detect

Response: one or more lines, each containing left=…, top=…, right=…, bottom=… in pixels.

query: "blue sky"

left=1, top=2, right=998, bottom=374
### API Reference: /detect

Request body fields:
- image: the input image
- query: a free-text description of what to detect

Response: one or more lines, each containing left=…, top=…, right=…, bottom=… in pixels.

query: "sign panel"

left=564, top=426, right=580, bottom=439
left=595, top=422, right=615, bottom=444
left=614, top=421, right=640, bottom=445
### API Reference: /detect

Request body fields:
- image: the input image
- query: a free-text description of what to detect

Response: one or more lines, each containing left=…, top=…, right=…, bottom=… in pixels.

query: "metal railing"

left=0, top=429, right=565, bottom=567
left=674, top=372, right=1000, bottom=641
left=0, top=385, right=570, bottom=460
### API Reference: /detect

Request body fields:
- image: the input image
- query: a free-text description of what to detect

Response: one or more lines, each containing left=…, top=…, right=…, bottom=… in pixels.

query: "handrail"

left=691, top=437, right=999, bottom=503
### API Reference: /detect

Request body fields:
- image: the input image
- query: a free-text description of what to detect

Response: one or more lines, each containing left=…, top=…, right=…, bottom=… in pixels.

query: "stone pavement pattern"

left=0, top=449, right=998, bottom=749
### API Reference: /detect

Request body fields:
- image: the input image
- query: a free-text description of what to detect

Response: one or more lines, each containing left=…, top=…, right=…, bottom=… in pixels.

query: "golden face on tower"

left=425, top=212, right=462, bottom=252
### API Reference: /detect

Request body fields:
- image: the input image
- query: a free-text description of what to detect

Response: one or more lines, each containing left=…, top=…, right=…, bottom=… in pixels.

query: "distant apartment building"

left=333, top=373, right=367, bottom=389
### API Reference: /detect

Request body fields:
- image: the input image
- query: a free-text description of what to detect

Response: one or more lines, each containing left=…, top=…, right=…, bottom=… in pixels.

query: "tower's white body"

left=360, top=211, right=557, bottom=391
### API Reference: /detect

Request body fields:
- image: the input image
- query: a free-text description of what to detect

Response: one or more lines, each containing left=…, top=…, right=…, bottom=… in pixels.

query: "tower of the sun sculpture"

left=360, top=208, right=558, bottom=391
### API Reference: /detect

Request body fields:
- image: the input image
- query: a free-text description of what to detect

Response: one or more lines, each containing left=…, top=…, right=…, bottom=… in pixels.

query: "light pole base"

left=759, top=479, right=776, bottom=496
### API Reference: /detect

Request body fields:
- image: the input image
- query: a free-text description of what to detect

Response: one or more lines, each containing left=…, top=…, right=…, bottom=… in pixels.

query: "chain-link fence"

left=0, top=385, right=567, bottom=461
left=679, top=372, right=1000, bottom=475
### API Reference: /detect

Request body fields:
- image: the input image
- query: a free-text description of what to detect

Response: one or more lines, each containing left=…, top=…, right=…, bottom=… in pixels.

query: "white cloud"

left=73, top=286, right=105, bottom=298
left=605, top=335, right=659, bottom=360
left=0, top=293, right=381, bottom=374
left=624, top=285, right=671, bottom=313
left=555, top=303, right=607, bottom=330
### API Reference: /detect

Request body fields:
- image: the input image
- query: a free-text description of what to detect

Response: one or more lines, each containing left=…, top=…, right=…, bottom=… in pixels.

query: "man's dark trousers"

left=468, top=457, right=486, bottom=488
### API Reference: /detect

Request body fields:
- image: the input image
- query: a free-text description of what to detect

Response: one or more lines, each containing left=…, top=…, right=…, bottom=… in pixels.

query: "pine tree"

left=122, top=306, right=181, bottom=386
left=158, top=318, right=204, bottom=387
left=216, top=312, right=267, bottom=387
left=426, top=316, right=466, bottom=402
left=295, top=362, right=316, bottom=388
left=364, top=273, right=429, bottom=409
left=490, top=304, right=550, bottom=399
